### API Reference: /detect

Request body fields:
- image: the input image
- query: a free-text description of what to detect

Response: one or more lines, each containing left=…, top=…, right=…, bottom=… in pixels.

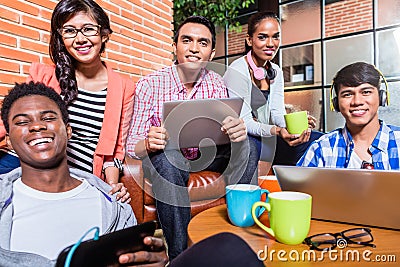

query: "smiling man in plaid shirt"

left=126, top=16, right=259, bottom=260
left=298, top=62, right=400, bottom=169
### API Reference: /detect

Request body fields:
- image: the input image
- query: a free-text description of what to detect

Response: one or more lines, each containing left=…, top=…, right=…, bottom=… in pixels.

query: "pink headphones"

left=246, top=51, right=276, bottom=81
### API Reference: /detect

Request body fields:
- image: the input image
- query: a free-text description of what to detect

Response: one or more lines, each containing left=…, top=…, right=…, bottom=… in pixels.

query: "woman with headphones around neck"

left=224, top=11, right=322, bottom=165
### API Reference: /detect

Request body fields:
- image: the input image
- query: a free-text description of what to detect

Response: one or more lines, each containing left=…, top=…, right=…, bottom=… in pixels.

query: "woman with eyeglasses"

left=224, top=11, right=323, bottom=165
left=0, top=0, right=133, bottom=202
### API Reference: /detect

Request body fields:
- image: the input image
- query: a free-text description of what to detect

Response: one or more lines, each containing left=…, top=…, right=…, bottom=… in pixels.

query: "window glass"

left=378, top=82, right=400, bottom=126
left=324, top=0, right=372, bottom=37
left=324, top=88, right=345, bottom=132
left=285, top=89, right=323, bottom=132
left=325, top=33, right=373, bottom=84
left=376, top=0, right=400, bottom=28
left=377, top=29, right=400, bottom=79
left=280, top=0, right=320, bottom=45
left=281, top=43, right=321, bottom=88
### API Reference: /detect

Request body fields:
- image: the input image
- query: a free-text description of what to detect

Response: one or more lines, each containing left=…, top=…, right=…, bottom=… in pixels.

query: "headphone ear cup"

left=332, top=97, right=339, bottom=112
left=379, top=89, right=387, bottom=107
left=253, top=67, right=267, bottom=80
left=266, top=68, right=277, bottom=81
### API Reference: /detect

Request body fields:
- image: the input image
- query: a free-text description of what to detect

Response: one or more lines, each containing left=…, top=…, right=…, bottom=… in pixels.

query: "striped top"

left=67, top=88, right=107, bottom=174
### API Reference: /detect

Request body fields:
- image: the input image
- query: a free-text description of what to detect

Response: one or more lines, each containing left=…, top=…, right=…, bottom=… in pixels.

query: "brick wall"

left=325, top=0, right=372, bottom=37
left=227, top=24, right=247, bottom=55
left=0, top=0, right=174, bottom=96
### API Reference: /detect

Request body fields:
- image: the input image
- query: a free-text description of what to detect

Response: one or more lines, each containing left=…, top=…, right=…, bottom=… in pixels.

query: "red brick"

left=132, top=40, right=152, bottom=53
left=121, top=9, right=142, bottom=24
left=0, top=6, right=19, bottom=22
left=120, top=28, right=142, bottom=42
left=0, top=46, right=40, bottom=63
left=109, top=13, right=134, bottom=29
left=0, top=20, right=40, bottom=40
left=40, top=8, right=53, bottom=20
left=107, top=51, right=131, bottom=64
left=106, top=42, right=121, bottom=53
left=134, top=24, right=153, bottom=36
left=121, top=46, right=142, bottom=58
left=151, top=47, right=172, bottom=59
left=0, top=59, right=20, bottom=73
left=134, top=7, right=153, bottom=21
left=22, top=15, right=49, bottom=31
left=132, top=58, right=152, bottom=69
left=0, top=1, right=40, bottom=16
left=31, top=0, right=57, bottom=10
left=153, top=31, right=173, bottom=44
left=0, top=84, right=12, bottom=96
left=0, top=32, right=17, bottom=47
left=110, top=33, right=131, bottom=46
left=143, top=2, right=161, bottom=17
left=42, top=57, right=53, bottom=65
left=98, top=0, right=120, bottom=14
left=0, top=72, right=26, bottom=85
left=143, top=36, right=163, bottom=48
left=112, top=0, right=134, bottom=11
left=153, top=1, right=171, bottom=14
left=118, top=63, right=141, bottom=75
left=20, top=39, right=49, bottom=54
left=154, top=17, right=172, bottom=29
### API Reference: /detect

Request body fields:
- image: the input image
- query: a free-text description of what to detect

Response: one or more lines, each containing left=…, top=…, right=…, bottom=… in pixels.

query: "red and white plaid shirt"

left=127, top=65, right=228, bottom=159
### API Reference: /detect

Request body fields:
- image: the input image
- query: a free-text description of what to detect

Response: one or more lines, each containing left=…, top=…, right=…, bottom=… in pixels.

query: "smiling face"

left=173, top=22, right=215, bottom=66
left=246, top=18, right=281, bottom=66
left=6, top=95, right=72, bottom=169
left=61, top=12, right=107, bottom=66
left=337, top=83, right=380, bottom=130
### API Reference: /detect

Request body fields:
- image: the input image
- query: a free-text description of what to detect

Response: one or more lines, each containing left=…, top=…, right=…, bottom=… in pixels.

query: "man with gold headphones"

left=298, top=62, right=400, bottom=169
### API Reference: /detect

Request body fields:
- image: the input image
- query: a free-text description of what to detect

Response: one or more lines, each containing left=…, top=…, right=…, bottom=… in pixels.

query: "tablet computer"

left=56, top=220, right=158, bottom=267
left=162, top=97, right=243, bottom=149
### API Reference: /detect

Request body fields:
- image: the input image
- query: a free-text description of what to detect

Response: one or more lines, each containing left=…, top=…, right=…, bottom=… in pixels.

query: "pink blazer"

left=0, top=63, right=135, bottom=178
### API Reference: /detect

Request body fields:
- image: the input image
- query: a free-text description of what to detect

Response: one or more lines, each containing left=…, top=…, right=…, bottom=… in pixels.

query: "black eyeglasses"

left=361, top=161, right=374, bottom=170
left=304, top=228, right=376, bottom=251
left=58, top=24, right=101, bottom=39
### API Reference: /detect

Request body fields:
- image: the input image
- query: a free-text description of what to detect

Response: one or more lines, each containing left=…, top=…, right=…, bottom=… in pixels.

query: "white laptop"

left=273, top=165, right=400, bottom=230
left=162, top=97, right=243, bottom=149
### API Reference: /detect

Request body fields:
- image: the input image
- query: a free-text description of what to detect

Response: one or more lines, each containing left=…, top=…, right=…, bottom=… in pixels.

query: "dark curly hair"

left=173, top=15, right=216, bottom=50
left=1, top=82, right=69, bottom=133
left=245, top=11, right=280, bottom=54
left=49, top=0, right=112, bottom=105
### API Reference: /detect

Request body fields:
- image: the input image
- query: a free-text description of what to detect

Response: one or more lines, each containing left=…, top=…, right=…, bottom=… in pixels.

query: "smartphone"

left=55, top=220, right=158, bottom=267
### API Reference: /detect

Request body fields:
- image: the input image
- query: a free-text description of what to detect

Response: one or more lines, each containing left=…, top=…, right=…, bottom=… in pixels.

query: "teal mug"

left=226, top=184, right=269, bottom=227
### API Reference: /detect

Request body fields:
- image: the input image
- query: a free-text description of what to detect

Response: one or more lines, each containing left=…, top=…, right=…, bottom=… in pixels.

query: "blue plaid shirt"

left=297, top=121, right=400, bottom=170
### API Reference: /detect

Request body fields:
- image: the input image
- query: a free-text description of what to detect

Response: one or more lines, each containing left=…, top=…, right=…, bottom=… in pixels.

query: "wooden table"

left=188, top=205, right=400, bottom=266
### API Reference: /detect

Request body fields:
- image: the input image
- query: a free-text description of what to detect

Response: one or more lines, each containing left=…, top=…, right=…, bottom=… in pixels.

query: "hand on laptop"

left=146, top=126, right=169, bottom=152
left=118, top=236, right=169, bottom=266
left=221, top=116, right=247, bottom=143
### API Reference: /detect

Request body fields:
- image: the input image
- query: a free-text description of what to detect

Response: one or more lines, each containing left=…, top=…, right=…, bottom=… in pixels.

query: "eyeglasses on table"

left=304, top=227, right=376, bottom=251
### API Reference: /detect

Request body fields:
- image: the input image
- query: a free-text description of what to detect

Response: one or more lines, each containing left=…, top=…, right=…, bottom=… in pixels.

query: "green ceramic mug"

left=284, top=111, right=308, bottom=135
left=251, top=191, right=312, bottom=245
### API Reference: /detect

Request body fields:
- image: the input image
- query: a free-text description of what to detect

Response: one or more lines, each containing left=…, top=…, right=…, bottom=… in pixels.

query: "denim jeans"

left=170, top=232, right=264, bottom=267
left=0, top=151, right=20, bottom=174
left=252, top=130, right=324, bottom=166
left=142, top=136, right=259, bottom=259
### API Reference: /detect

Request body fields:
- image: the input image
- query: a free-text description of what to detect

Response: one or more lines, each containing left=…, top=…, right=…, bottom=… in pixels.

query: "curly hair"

left=1, top=82, right=69, bottom=133
left=49, top=0, right=112, bottom=105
